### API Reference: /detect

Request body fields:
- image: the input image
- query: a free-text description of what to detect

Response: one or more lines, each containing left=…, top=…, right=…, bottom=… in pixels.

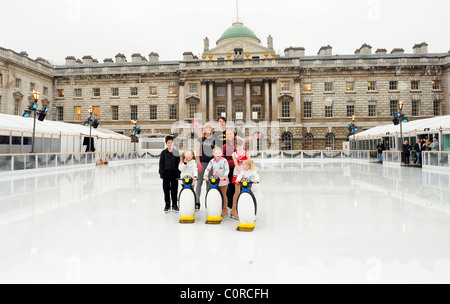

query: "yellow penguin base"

left=237, top=222, right=256, bottom=232
left=206, top=216, right=223, bottom=225
left=179, top=216, right=195, bottom=224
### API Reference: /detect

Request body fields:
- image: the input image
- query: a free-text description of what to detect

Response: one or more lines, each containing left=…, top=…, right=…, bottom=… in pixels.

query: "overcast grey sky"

left=1, top=0, right=449, bottom=64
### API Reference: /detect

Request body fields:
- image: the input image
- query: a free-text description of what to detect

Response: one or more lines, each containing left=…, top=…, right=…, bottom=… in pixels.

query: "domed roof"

left=216, top=22, right=261, bottom=45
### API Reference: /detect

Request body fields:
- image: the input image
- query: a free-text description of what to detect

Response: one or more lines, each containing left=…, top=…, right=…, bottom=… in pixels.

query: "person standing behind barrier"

left=385, top=140, right=390, bottom=151
left=195, top=123, right=216, bottom=211
left=376, top=140, right=385, bottom=163
left=402, top=140, right=412, bottom=166
left=414, top=138, right=423, bottom=167
left=430, top=137, right=440, bottom=151
left=423, top=139, right=431, bottom=151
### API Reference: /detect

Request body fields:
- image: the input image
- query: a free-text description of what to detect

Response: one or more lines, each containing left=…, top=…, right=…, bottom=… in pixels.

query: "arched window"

left=303, top=134, right=313, bottom=150
left=325, top=133, right=335, bottom=150
left=281, top=132, right=293, bottom=151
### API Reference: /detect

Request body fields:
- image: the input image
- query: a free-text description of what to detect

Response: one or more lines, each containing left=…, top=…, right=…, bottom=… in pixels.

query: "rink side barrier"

left=0, top=150, right=376, bottom=174
left=3, top=150, right=447, bottom=174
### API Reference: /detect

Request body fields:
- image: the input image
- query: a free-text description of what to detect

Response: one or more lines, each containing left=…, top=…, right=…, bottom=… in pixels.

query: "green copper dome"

left=217, top=22, right=261, bottom=45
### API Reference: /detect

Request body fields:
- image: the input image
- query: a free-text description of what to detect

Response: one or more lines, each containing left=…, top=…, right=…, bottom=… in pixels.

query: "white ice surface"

left=1, top=161, right=450, bottom=284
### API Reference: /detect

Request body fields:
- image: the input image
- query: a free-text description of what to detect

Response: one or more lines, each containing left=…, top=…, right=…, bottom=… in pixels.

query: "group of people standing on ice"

left=158, top=117, right=260, bottom=219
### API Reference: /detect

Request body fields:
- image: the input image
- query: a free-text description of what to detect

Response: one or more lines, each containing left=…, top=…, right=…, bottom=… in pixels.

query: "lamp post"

left=84, top=106, right=100, bottom=152
left=347, top=115, right=359, bottom=150
left=31, top=91, right=40, bottom=153
left=88, top=106, right=93, bottom=152
left=131, top=120, right=141, bottom=152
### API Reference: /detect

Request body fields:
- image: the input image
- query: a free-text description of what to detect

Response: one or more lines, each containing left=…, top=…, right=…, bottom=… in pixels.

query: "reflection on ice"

left=1, top=161, right=450, bottom=283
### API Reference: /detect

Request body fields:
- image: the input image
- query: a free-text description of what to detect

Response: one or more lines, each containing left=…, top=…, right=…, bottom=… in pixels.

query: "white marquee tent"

left=355, top=115, right=450, bottom=140
left=0, top=113, right=131, bottom=154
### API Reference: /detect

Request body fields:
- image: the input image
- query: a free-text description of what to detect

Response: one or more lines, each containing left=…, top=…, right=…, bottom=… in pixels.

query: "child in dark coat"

left=159, top=136, right=181, bottom=213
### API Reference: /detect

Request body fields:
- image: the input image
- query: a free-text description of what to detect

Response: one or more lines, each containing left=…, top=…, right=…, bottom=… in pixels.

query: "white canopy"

left=0, top=113, right=129, bottom=140
left=355, top=115, right=450, bottom=139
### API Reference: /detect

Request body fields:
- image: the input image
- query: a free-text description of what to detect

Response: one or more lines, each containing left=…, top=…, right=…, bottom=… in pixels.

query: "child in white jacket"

left=178, top=150, right=199, bottom=209
left=235, top=159, right=259, bottom=184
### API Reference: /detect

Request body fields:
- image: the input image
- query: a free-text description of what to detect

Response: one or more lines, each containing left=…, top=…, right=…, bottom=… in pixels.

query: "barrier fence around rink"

left=1, top=150, right=448, bottom=174
left=0, top=150, right=376, bottom=174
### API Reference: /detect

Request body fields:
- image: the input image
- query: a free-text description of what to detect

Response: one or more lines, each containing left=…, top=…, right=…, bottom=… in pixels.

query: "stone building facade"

left=1, top=22, right=449, bottom=151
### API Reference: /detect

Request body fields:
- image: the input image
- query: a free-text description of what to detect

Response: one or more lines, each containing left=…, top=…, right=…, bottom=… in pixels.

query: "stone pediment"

left=186, top=96, right=200, bottom=103
left=206, top=38, right=272, bottom=59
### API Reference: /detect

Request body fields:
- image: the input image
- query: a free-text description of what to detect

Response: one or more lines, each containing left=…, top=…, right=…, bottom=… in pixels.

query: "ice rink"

left=1, top=160, right=450, bottom=284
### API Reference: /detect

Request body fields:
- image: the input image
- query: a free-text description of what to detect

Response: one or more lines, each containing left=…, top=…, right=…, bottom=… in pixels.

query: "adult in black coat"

left=402, top=140, right=412, bottom=165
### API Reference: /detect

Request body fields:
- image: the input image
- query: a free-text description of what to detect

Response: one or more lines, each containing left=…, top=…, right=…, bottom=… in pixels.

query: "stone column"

left=294, top=77, right=302, bottom=123
left=227, top=79, right=233, bottom=120
left=245, top=79, right=251, bottom=122
left=201, top=79, right=208, bottom=123
left=271, top=78, right=278, bottom=122
left=179, top=80, right=186, bottom=121
left=209, top=80, right=215, bottom=122
left=264, top=79, right=270, bottom=122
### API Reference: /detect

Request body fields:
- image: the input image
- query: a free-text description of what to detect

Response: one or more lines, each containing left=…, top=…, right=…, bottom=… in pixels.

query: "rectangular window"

left=217, top=87, right=226, bottom=96
left=432, top=80, right=441, bottom=90
left=93, top=88, right=100, bottom=97
left=74, top=88, right=82, bottom=98
left=252, top=104, right=262, bottom=120
left=325, top=105, right=333, bottom=118
left=43, top=87, right=48, bottom=96
left=130, top=87, right=138, bottom=96
left=15, top=78, right=21, bottom=89
left=30, top=82, right=36, bottom=92
left=169, top=87, right=177, bottom=95
left=150, top=105, right=158, bottom=120
left=130, top=105, right=138, bottom=121
left=433, top=100, right=442, bottom=116
left=252, top=86, right=261, bottom=95
left=14, top=100, right=20, bottom=116
left=281, top=81, right=290, bottom=92
left=74, top=106, right=82, bottom=121
left=411, top=81, right=420, bottom=90
left=389, top=81, right=398, bottom=91
left=57, top=89, right=65, bottom=98
left=150, top=87, right=158, bottom=96
left=217, top=58, right=225, bottom=65
left=390, top=100, right=399, bottom=116
left=234, top=86, right=243, bottom=96
left=412, top=100, right=420, bottom=117
left=368, top=101, right=377, bottom=117
left=324, top=82, right=333, bottom=92
left=188, top=84, right=197, bottom=94
left=112, top=88, right=119, bottom=97
left=111, top=106, right=119, bottom=121
left=169, top=104, right=177, bottom=120
left=304, top=102, right=312, bottom=118
left=57, top=106, right=64, bottom=121
left=217, top=105, right=226, bottom=119
left=235, top=104, right=244, bottom=120
left=347, top=101, right=355, bottom=117
left=346, top=82, right=354, bottom=91
left=368, top=81, right=377, bottom=91
left=303, top=83, right=312, bottom=92
left=281, top=101, right=291, bottom=118
left=188, top=103, right=197, bottom=119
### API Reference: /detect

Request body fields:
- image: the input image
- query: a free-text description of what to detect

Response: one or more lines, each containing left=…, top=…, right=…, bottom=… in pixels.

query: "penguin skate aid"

left=236, top=178, right=258, bottom=232
left=178, top=176, right=197, bottom=224
left=204, top=175, right=224, bottom=224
